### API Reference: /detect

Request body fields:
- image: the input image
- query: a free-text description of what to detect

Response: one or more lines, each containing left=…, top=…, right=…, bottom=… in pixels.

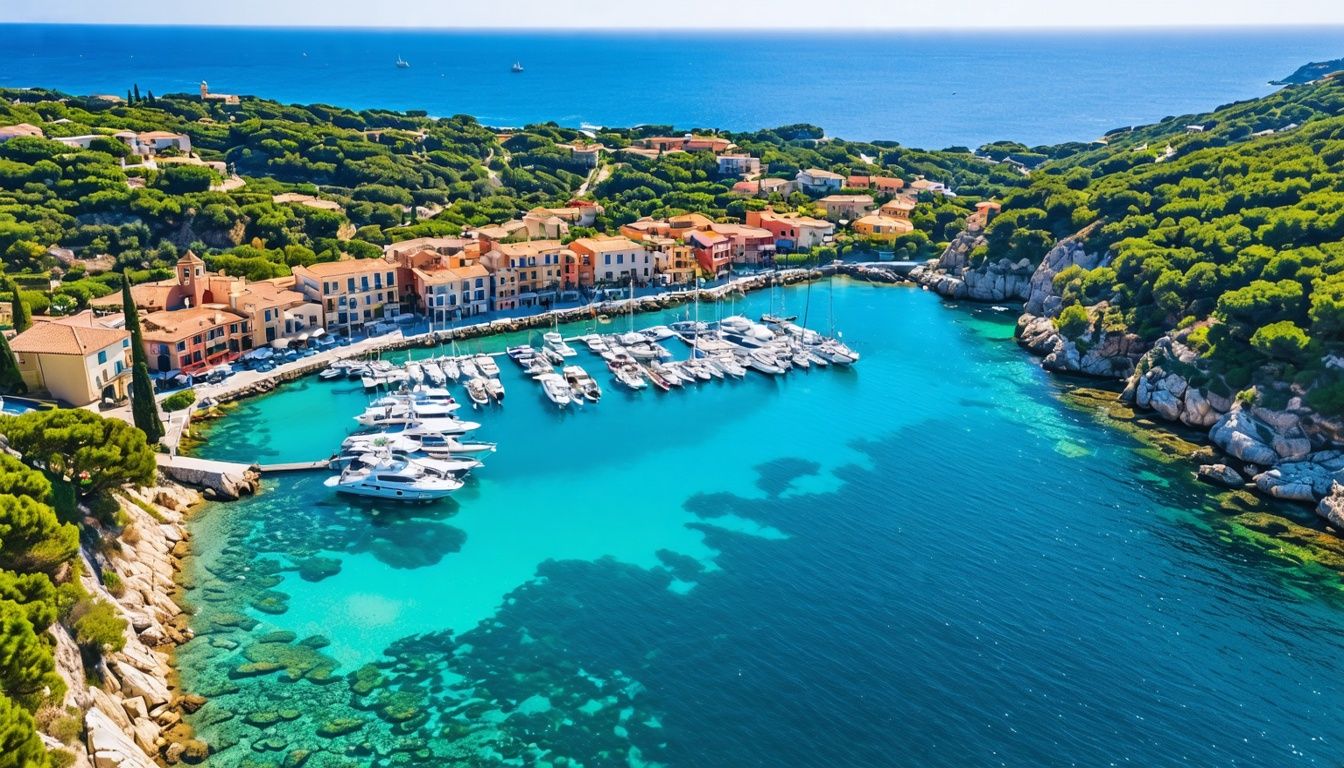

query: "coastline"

left=51, top=480, right=207, bottom=768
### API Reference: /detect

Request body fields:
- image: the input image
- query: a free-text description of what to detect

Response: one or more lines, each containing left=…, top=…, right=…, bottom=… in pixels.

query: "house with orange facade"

left=746, top=209, right=836, bottom=250
left=141, top=305, right=252, bottom=373
left=410, top=251, right=491, bottom=323
left=688, top=230, right=732, bottom=278
left=480, top=240, right=571, bottom=308
left=634, top=134, right=735, bottom=153
left=847, top=175, right=906, bottom=195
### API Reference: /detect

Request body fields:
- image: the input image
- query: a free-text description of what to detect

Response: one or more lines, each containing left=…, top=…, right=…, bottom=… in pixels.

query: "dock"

left=256, top=460, right=330, bottom=473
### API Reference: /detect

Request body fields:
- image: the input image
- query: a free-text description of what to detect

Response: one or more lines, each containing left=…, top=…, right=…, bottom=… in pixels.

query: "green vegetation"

left=122, top=276, right=163, bottom=442
left=0, top=332, right=23, bottom=394
left=0, top=408, right=152, bottom=763
left=983, top=77, right=1344, bottom=409
left=160, top=388, right=196, bottom=412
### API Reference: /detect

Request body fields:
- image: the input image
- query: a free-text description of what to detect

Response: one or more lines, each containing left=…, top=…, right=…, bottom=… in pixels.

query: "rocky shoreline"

left=912, top=224, right=1344, bottom=539
left=46, top=480, right=208, bottom=768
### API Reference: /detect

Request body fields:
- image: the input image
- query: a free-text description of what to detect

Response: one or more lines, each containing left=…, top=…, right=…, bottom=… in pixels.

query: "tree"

left=69, top=599, right=126, bottom=653
left=0, top=599, right=62, bottom=710
left=0, top=409, right=156, bottom=497
left=122, top=276, right=163, bottom=443
left=0, top=495, right=79, bottom=576
left=6, top=278, right=30, bottom=334
left=1250, top=320, right=1312, bottom=363
left=0, top=334, right=24, bottom=395
left=0, top=692, right=48, bottom=768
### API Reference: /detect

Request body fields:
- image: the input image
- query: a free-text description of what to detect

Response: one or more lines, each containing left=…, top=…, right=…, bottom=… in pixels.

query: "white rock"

left=86, top=707, right=157, bottom=768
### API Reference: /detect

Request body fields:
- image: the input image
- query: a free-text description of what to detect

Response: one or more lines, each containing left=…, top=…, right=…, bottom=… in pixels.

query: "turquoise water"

left=5, top=26, right=1344, bottom=145
left=179, top=281, right=1344, bottom=767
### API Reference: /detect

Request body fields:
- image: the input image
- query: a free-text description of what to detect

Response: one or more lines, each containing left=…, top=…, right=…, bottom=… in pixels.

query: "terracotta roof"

left=142, top=306, right=245, bottom=342
left=0, top=123, right=44, bottom=139
left=294, top=259, right=392, bottom=278
left=413, top=264, right=490, bottom=285
left=10, top=318, right=128, bottom=356
left=569, top=236, right=642, bottom=253
left=818, top=195, right=874, bottom=204
left=493, top=239, right=566, bottom=257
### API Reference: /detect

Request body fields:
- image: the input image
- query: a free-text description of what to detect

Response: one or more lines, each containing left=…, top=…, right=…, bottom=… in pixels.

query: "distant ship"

left=511, top=62, right=524, bottom=73
left=395, top=56, right=411, bottom=69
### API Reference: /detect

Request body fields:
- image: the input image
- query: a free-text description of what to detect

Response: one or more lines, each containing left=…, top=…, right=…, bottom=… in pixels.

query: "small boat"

left=579, top=334, right=609, bottom=354
left=475, top=353, right=501, bottom=378
left=541, top=347, right=566, bottom=365
left=506, top=345, right=536, bottom=363
left=405, top=362, right=425, bottom=384
left=611, top=362, right=647, bottom=390
left=485, top=378, right=505, bottom=403
left=745, top=348, right=787, bottom=375
left=760, top=313, right=797, bottom=326
left=465, top=377, right=490, bottom=407
left=813, top=339, right=860, bottom=365
left=319, top=367, right=343, bottom=381
left=563, top=365, right=601, bottom=402
left=641, top=325, right=677, bottom=341
left=511, top=61, right=524, bottom=73
left=536, top=373, right=574, bottom=408
left=641, top=365, right=672, bottom=392
left=650, top=361, right=685, bottom=387
left=459, top=357, right=480, bottom=379
left=423, top=362, right=446, bottom=386
left=324, top=460, right=462, bottom=502
left=395, top=56, right=411, bottom=69
left=714, top=354, right=747, bottom=378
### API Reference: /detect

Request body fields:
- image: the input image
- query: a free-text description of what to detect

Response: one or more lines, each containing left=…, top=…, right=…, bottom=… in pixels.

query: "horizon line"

left=4, top=20, right=1344, bottom=32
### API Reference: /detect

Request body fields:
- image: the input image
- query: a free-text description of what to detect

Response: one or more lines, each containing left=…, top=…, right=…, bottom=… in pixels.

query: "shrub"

left=68, top=599, right=126, bottom=654
left=161, top=388, right=197, bottom=412
left=100, top=570, right=124, bottom=598
left=1055, top=304, right=1091, bottom=339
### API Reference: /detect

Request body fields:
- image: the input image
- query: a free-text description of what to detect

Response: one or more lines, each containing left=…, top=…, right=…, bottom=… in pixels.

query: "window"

left=97, top=350, right=107, bottom=364
left=122, top=338, right=129, bottom=348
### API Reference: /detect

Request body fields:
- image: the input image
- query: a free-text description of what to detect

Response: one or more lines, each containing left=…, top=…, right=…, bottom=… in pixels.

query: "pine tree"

left=146, top=90, right=155, bottom=104
left=0, top=692, right=49, bottom=767
left=121, top=275, right=164, bottom=443
left=0, top=333, right=24, bottom=395
left=7, top=279, right=30, bottom=334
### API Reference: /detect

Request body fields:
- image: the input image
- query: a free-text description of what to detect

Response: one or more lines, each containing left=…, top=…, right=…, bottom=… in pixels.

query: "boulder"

left=86, top=707, right=157, bottom=768
left=1316, top=482, right=1344, bottom=529
left=1197, top=463, right=1244, bottom=488
left=1210, top=409, right=1280, bottom=466
left=112, top=660, right=170, bottom=708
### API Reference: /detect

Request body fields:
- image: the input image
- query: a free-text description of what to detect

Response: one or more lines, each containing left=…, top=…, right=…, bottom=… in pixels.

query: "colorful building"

left=816, top=194, right=876, bottom=221
left=291, top=258, right=400, bottom=337
left=480, top=240, right=569, bottom=308
left=8, top=313, right=131, bottom=405
left=847, top=175, right=906, bottom=195
left=635, top=134, right=734, bottom=153
left=852, top=214, right=915, bottom=241
left=717, top=153, right=761, bottom=177
left=688, top=230, right=732, bottom=278
left=746, top=209, right=836, bottom=250
left=569, top=236, right=653, bottom=285
left=141, top=306, right=252, bottom=373
left=796, top=168, right=845, bottom=193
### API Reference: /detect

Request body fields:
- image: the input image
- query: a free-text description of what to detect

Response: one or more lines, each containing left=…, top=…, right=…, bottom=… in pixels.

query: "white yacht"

left=543, top=331, right=578, bottom=357
left=355, top=401, right=461, bottom=427
left=475, top=353, right=501, bottom=378
left=563, top=365, right=601, bottom=402
left=376, top=426, right=496, bottom=454
left=330, top=448, right=482, bottom=476
left=536, top=373, right=574, bottom=407
left=440, top=357, right=461, bottom=381
left=381, top=416, right=481, bottom=435
left=423, top=362, right=446, bottom=386
left=324, top=458, right=462, bottom=502
left=459, top=357, right=480, bottom=379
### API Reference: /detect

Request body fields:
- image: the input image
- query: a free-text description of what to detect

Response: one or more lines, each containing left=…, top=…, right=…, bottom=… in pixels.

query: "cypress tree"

left=133, top=83, right=141, bottom=103
left=122, top=274, right=164, bottom=443
left=7, top=279, right=30, bottom=333
left=0, top=332, right=25, bottom=395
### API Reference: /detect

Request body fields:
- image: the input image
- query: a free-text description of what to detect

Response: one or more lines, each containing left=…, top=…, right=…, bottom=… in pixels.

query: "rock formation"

left=909, top=229, right=1035, bottom=302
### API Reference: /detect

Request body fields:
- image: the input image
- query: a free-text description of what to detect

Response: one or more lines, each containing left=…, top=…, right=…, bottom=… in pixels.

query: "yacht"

left=579, top=334, right=609, bottom=354
left=459, top=357, right=480, bottom=379
left=610, top=361, right=647, bottom=390
left=641, top=325, right=676, bottom=341
left=542, top=331, right=577, bottom=357
left=405, top=361, right=425, bottom=384
left=536, top=373, right=574, bottom=407
left=563, top=365, right=601, bottom=402
left=485, top=378, right=505, bottom=403
left=395, top=56, right=411, bottom=69
left=718, top=316, right=776, bottom=348
left=813, top=338, right=860, bottom=365
left=378, top=426, right=496, bottom=454
left=423, top=362, right=446, bottom=386
left=465, top=377, right=491, bottom=406
left=324, top=460, right=462, bottom=502
left=379, top=416, right=481, bottom=436
left=744, top=348, right=787, bottom=375
left=319, top=366, right=344, bottom=381
left=440, top=357, right=461, bottom=381
left=511, top=61, right=524, bottom=73
left=330, top=448, right=482, bottom=476
left=355, top=401, right=460, bottom=427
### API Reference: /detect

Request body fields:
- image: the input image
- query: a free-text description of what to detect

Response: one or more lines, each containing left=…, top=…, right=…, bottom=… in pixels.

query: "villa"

left=0, top=123, right=44, bottom=142
left=199, top=80, right=240, bottom=106
left=852, top=214, right=914, bottom=241
left=634, top=134, right=735, bottom=153
left=847, top=175, right=906, bottom=195
left=558, top=142, right=603, bottom=168
left=908, top=178, right=953, bottom=196
left=291, top=258, right=400, bottom=337
left=7, top=312, right=131, bottom=405
left=816, top=194, right=876, bottom=221
left=796, top=168, right=846, bottom=193
left=717, top=153, right=761, bottom=177
left=746, top=209, right=836, bottom=250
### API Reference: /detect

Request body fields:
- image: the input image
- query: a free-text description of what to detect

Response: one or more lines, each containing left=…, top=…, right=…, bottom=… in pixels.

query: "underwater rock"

left=180, top=739, right=210, bottom=764
left=229, top=661, right=285, bottom=679
left=256, top=631, right=297, bottom=644
left=282, top=749, right=312, bottom=768
left=1197, top=463, right=1244, bottom=488
left=208, top=611, right=259, bottom=632
left=297, top=556, right=342, bottom=582
left=316, top=718, right=366, bottom=738
left=249, top=590, right=290, bottom=615
left=348, top=664, right=385, bottom=696
left=297, top=634, right=330, bottom=649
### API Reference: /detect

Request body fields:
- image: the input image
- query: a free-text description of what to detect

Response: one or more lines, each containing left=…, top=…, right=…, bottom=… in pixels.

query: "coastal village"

left=1, top=110, right=966, bottom=409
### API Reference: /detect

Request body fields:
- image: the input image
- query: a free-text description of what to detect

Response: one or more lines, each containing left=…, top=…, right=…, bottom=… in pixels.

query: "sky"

left=4, top=0, right=1344, bottom=29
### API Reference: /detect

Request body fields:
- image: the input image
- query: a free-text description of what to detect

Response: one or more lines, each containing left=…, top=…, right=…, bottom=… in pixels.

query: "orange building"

left=142, top=306, right=251, bottom=373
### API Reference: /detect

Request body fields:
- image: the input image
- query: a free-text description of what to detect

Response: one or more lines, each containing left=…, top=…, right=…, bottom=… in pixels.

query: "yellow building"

left=9, top=313, right=131, bottom=406
left=852, top=214, right=915, bottom=242
left=291, top=259, right=400, bottom=337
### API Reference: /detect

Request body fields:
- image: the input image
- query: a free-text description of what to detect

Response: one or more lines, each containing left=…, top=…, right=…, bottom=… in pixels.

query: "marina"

left=302, top=309, right=859, bottom=500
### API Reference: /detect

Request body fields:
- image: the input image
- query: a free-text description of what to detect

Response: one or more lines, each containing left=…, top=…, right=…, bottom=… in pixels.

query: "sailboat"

left=511, top=61, right=524, bottom=73
left=395, top=56, right=411, bottom=69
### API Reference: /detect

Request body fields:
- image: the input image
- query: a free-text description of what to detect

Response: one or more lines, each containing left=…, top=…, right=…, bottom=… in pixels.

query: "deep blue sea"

left=3, top=25, right=1344, bottom=146
left=176, top=283, right=1344, bottom=767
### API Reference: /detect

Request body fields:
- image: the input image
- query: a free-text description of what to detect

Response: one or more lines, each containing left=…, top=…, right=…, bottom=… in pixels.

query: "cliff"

left=909, top=227, right=1035, bottom=302
left=1270, top=59, right=1344, bottom=85
left=47, top=481, right=206, bottom=768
